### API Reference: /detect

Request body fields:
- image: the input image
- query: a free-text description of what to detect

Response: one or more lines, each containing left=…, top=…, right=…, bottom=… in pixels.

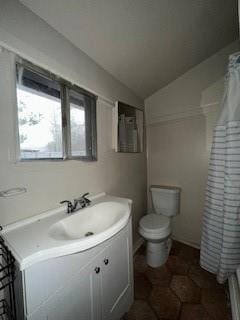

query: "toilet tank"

left=150, top=185, right=181, bottom=216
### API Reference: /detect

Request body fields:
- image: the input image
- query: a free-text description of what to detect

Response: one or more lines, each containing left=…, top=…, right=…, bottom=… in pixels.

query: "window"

left=16, top=59, right=97, bottom=161
left=69, top=89, right=87, bottom=157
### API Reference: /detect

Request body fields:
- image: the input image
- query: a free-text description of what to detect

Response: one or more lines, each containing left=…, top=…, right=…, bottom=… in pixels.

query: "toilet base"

left=146, top=238, right=172, bottom=268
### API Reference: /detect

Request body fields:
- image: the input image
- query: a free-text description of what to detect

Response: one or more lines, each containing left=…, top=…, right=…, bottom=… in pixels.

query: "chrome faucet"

left=60, top=193, right=91, bottom=214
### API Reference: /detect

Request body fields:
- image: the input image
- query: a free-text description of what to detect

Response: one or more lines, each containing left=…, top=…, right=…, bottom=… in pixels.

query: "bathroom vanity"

left=1, top=193, right=133, bottom=320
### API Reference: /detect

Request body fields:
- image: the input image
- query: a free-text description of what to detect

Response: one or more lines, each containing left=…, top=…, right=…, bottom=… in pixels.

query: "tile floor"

left=124, top=241, right=232, bottom=320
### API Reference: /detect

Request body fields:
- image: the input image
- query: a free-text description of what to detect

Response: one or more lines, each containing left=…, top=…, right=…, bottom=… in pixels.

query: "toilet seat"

left=139, top=214, right=171, bottom=240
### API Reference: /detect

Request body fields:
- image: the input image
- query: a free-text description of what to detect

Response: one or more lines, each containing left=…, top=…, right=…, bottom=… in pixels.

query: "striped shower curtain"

left=200, top=53, right=240, bottom=284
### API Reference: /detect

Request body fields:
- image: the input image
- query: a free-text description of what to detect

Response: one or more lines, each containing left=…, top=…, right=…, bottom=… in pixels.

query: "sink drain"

left=85, top=231, right=94, bottom=237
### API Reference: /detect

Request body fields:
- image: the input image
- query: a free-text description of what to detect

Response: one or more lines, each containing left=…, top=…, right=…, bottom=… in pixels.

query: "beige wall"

left=0, top=0, right=142, bottom=107
left=145, top=41, right=240, bottom=247
left=0, top=1, right=147, bottom=244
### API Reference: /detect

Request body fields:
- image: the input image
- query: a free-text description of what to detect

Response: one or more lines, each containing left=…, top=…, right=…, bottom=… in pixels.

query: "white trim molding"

left=172, top=236, right=200, bottom=250
left=133, top=237, right=144, bottom=255
left=147, top=102, right=220, bottom=126
left=201, top=102, right=220, bottom=115
left=98, top=96, right=115, bottom=108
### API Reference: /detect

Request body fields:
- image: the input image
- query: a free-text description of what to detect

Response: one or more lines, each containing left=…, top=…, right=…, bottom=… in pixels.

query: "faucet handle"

left=81, top=192, right=91, bottom=206
left=75, top=193, right=89, bottom=201
left=82, top=192, right=89, bottom=198
left=60, top=200, right=73, bottom=213
left=60, top=200, right=71, bottom=205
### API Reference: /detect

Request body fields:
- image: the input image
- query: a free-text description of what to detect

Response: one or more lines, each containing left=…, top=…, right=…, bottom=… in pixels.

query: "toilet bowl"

left=139, top=214, right=172, bottom=267
left=138, top=185, right=181, bottom=268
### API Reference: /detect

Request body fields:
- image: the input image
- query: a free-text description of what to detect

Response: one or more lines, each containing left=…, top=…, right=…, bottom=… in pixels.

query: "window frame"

left=15, top=57, right=97, bottom=162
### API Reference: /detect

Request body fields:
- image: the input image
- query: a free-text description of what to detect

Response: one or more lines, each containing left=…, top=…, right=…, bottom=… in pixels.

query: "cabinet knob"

left=95, top=267, right=100, bottom=274
left=104, top=258, right=109, bottom=265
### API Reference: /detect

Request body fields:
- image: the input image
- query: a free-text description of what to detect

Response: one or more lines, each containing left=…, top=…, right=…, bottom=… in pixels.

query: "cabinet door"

left=28, top=257, right=101, bottom=320
left=101, top=230, right=133, bottom=320
left=24, top=244, right=102, bottom=315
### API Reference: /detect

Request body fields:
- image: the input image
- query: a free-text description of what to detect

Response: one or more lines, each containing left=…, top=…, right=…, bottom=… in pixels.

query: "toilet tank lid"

left=150, top=185, right=181, bottom=194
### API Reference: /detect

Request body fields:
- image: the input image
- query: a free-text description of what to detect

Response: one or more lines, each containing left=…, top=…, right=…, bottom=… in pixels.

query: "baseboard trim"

left=133, top=236, right=199, bottom=256
left=172, top=236, right=200, bottom=250
left=133, top=237, right=144, bottom=255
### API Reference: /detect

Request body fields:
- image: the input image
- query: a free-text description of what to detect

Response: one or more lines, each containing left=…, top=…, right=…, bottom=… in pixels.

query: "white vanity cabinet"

left=101, top=229, right=131, bottom=320
left=27, top=257, right=101, bottom=320
left=15, top=219, right=133, bottom=320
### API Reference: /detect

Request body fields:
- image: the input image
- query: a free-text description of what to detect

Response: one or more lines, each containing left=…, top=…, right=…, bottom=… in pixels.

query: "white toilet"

left=139, top=185, right=181, bottom=268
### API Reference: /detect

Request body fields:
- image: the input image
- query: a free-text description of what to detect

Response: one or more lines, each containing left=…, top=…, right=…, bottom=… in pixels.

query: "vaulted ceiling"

left=20, top=0, right=238, bottom=99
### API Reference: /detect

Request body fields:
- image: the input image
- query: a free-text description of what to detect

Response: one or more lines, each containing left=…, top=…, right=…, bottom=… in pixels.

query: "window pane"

left=69, top=90, right=86, bottom=157
left=16, top=67, right=63, bottom=159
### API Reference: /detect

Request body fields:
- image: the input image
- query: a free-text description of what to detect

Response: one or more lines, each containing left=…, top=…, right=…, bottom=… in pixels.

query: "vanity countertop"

left=1, top=193, right=132, bottom=270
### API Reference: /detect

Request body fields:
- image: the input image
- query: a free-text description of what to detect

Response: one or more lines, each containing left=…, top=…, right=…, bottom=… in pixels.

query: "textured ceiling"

left=20, top=0, right=238, bottom=99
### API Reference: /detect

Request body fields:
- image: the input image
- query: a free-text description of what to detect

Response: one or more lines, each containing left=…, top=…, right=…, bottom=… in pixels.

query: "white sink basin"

left=1, top=193, right=132, bottom=270
left=49, top=201, right=130, bottom=241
